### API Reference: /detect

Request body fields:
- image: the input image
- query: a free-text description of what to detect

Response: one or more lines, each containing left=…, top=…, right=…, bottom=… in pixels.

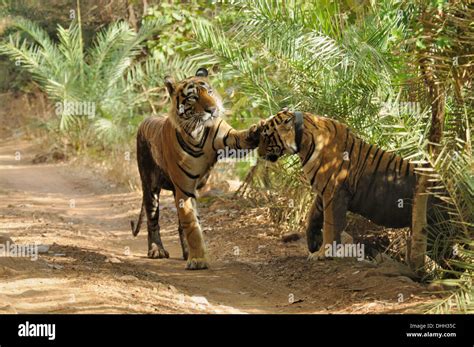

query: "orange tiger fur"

left=258, top=109, right=445, bottom=262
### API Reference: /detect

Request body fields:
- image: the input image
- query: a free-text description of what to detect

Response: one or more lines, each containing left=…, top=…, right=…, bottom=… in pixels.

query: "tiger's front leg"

left=308, top=190, right=349, bottom=261
left=306, top=194, right=324, bottom=253
left=174, top=189, right=208, bottom=270
left=218, top=120, right=265, bottom=151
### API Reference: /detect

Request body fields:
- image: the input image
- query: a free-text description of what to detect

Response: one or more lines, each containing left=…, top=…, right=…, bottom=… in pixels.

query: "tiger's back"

left=309, top=116, right=418, bottom=228
left=265, top=112, right=419, bottom=227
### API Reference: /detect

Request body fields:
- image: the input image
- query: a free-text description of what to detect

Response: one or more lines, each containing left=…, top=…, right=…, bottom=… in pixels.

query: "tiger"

left=130, top=68, right=262, bottom=270
left=257, top=109, right=446, bottom=265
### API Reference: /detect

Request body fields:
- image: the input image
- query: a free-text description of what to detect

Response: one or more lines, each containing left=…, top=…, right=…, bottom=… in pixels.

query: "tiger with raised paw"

left=131, top=68, right=262, bottom=270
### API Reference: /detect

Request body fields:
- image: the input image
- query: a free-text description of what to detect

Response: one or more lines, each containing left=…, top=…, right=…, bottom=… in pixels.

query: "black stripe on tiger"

left=177, top=162, right=200, bottom=179
left=195, top=126, right=211, bottom=148
left=212, top=119, right=224, bottom=151
left=176, top=130, right=204, bottom=157
left=301, top=136, right=315, bottom=167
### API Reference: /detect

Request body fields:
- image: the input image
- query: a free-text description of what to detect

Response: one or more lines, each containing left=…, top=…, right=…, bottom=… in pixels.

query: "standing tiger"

left=131, top=68, right=261, bottom=270
left=258, top=109, right=445, bottom=264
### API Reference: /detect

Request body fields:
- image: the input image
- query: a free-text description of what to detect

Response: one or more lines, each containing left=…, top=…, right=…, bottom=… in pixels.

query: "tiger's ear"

left=164, top=76, right=175, bottom=96
left=195, top=67, right=208, bottom=77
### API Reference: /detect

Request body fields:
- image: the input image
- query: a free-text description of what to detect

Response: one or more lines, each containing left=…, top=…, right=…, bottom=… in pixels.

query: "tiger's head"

left=258, top=109, right=303, bottom=162
left=165, top=68, right=223, bottom=137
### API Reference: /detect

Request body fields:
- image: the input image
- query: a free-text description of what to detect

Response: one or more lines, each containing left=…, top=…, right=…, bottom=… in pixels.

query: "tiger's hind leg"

left=309, top=190, right=349, bottom=261
left=173, top=191, right=189, bottom=260
left=306, top=194, right=324, bottom=253
left=144, top=184, right=169, bottom=259
left=137, top=137, right=169, bottom=259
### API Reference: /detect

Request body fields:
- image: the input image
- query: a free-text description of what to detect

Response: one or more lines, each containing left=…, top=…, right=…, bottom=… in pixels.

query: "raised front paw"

left=148, top=243, right=169, bottom=259
left=185, top=257, right=209, bottom=270
left=248, top=120, right=266, bottom=144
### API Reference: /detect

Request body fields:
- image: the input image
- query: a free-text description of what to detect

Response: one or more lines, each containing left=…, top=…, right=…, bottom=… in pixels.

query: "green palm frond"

left=191, top=19, right=282, bottom=112
left=57, top=22, right=82, bottom=71
left=0, top=12, right=165, bottom=146
left=101, top=19, right=163, bottom=92
left=8, top=16, right=62, bottom=70
left=190, top=0, right=473, bottom=313
left=426, top=238, right=474, bottom=314
left=191, top=0, right=402, bottom=131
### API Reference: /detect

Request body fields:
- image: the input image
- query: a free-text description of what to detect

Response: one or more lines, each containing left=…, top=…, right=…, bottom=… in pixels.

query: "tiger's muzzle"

left=258, top=141, right=283, bottom=162
left=265, top=153, right=280, bottom=162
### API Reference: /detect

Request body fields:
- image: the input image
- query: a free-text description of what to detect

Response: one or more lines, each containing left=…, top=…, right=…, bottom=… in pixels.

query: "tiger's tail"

left=130, top=200, right=145, bottom=237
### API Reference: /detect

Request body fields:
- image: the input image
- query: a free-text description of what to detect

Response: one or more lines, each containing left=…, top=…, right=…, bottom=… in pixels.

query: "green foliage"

left=380, top=99, right=473, bottom=274
left=397, top=0, right=473, bottom=312
left=143, top=2, right=214, bottom=64
left=193, top=0, right=407, bottom=232
left=191, top=0, right=402, bottom=137
left=190, top=0, right=473, bottom=312
left=426, top=237, right=474, bottom=313
left=0, top=10, right=165, bottom=149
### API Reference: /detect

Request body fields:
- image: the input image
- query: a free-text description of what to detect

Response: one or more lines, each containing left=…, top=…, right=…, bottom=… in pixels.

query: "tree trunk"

left=409, top=77, right=445, bottom=273
left=127, top=1, right=138, bottom=32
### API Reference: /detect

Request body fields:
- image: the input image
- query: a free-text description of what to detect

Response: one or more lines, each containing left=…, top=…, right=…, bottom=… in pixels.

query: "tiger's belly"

left=348, top=173, right=416, bottom=228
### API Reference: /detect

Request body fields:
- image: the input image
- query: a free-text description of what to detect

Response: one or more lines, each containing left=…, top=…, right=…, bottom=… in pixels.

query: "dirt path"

left=0, top=136, right=439, bottom=314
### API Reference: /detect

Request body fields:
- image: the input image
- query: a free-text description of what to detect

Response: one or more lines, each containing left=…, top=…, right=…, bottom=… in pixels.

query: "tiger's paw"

left=148, top=243, right=169, bottom=259
left=307, top=248, right=327, bottom=261
left=185, top=257, right=209, bottom=270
